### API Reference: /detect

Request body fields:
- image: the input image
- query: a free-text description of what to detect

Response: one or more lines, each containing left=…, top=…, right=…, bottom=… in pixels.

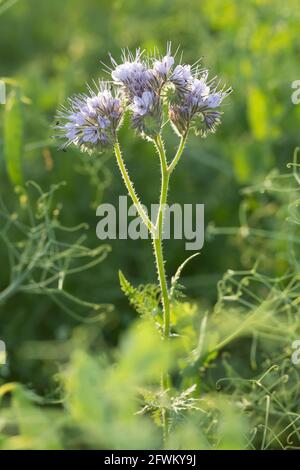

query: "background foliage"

left=0, top=0, right=300, bottom=449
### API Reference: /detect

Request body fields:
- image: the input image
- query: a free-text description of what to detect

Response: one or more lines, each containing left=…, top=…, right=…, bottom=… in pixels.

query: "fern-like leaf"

left=119, top=270, right=162, bottom=320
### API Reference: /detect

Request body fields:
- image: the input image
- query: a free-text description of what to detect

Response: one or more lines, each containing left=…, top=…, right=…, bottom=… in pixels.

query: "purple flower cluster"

left=55, top=83, right=123, bottom=153
left=168, top=69, right=231, bottom=137
left=109, top=49, right=165, bottom=139
left=109, top=47, right=231, bottom=140
left=56, top=46, right=231, bottom=152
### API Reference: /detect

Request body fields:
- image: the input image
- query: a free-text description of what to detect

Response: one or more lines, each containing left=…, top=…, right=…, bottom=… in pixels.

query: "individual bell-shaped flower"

left=131, top=91, right=163, bottom=141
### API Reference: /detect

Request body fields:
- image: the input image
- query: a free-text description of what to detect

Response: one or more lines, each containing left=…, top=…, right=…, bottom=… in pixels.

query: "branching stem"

left=114, top=134, right=186, bottom=447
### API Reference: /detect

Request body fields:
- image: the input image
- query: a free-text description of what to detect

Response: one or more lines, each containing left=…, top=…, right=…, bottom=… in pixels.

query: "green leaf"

left=12, top=386, right=62, bottom=450
left=0, top=384, right=61, bottom=450
left=170, top=253, right=200, bottom=300
left=119, top=270, right=161, bottom=319
left=118, top=269, right=135, bottom=297
left=4, top=88, right=23, bottom=186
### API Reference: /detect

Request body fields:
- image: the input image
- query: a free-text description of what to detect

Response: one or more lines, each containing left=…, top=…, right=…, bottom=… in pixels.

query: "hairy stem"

left=153, top=134, right=171, bottom=446
left=168, top=134, right=187, bottom=175
left=114, top=142, right=155, bottom=233
left=154, top=134, right=170, bottom=338
left=114, top=135, right=187, bottom=447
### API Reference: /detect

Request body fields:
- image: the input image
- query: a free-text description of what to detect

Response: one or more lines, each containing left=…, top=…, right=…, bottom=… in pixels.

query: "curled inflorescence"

left=55, top=83, right=123, bottom=153
left=55, top=45, right=231, bottom=152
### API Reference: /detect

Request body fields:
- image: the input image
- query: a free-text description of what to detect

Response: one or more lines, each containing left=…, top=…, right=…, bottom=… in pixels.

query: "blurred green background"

left=0, top=0, right=300, bottom=395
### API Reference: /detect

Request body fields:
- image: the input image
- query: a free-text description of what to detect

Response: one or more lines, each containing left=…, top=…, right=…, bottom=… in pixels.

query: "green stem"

left=153, top=135, right=171, bottom=446
left=114, top=135, right=187, bottom=447
left=114, top=142, right=155, bottom=233
left=167, top=134, right=187, bottom=175
left=154, top=135, right=170, bottom=338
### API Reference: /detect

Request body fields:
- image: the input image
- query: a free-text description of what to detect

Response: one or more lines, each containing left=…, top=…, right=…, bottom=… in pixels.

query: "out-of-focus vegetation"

left=0, top=0, right=300, bottom=450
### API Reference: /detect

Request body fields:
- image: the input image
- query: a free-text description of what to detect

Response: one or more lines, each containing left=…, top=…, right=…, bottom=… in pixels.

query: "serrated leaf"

left=170, top=252, right=200, bottom=300
left=119, top=269, right=161, bottom=319
left=119, top=269, right=135, bottom=296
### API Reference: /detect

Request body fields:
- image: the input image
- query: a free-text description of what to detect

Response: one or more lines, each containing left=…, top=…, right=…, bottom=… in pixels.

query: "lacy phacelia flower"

left=110, top=50, right=157, bottom=99
left=153, top=53, right=174, bottom=80
left=189, top=77, right=210, bottom=105
left=109, top=46, right=231, bottom=140
left=131, top=91, right=154, bottom=116
left=55, top=84, right=123, bottom=153
left=131, top=91, right=162, bottom=140
left=55, top=46, right=231, bottom=152
left=170, top=64, right=193, bottom=94
left=169, top=72, right=231, bottom=137
left=110, top=49, right=163, bottom=140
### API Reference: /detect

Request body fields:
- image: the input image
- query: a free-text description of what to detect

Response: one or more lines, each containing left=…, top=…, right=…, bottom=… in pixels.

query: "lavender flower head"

left=153, top=44, right=174, bottom=81
left=55, top=45, right=231, bottom=152
left=109, top=49, right=163, bottom=140
left=55, top=83, right=123, bottom=153
left=168, top=69, right=231, bottom=137
left=109, top=46, right=231, bottom=140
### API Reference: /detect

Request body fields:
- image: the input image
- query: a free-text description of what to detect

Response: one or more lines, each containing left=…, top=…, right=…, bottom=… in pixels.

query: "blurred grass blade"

left=4, top=88, right=24, bottom=186
left=0, top=0, right=21, bottom=16
left=247, top=86, right=268, bottom=141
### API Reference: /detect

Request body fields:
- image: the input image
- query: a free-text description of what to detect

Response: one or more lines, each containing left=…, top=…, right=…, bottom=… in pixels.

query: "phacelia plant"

left=55, top=45, right=231, bottom=443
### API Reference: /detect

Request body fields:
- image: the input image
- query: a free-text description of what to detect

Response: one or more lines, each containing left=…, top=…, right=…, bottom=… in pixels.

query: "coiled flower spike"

left=55, top=82, right=123, bottom=154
